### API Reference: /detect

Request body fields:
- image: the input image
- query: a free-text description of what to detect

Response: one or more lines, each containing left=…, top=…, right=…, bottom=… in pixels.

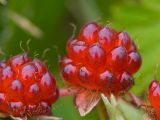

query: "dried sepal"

left=75, top=90, right=101, bottom=116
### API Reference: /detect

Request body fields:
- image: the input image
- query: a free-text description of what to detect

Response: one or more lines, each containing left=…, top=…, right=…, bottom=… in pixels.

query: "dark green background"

left=0, top=0, right=160, bottom=119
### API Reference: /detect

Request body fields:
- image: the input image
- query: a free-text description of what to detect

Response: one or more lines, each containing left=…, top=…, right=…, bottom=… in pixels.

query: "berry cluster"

left=60, top=22, right=142, bottom=95
left=0, top=53, right=58, bottom=117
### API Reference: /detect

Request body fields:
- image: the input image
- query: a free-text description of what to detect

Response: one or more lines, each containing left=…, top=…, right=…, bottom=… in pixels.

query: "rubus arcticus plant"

left=0, top=22, right=145, bottom=120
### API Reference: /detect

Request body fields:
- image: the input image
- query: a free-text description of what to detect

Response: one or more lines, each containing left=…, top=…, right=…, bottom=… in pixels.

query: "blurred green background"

left=0, top=0, right=160, bottom=119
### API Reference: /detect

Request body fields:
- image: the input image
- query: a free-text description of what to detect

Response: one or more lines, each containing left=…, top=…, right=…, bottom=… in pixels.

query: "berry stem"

left=59, top=88, right=79, bottom=97
left=128, top=92, right=145, bottom=107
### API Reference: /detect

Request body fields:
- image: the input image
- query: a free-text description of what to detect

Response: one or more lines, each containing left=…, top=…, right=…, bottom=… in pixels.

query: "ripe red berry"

left=0, top=53, right=58, bottom=117
left=149, top=80, right=160, bottom=119
left=79, top=22, right=101, bottom=45
left=60, top=22, right=142, bottom=95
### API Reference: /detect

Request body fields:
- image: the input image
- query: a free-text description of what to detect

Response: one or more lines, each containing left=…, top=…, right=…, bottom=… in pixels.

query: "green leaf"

left=101, top=94, right=149, bottom=120
left=117, top=99, right=145, bottom=120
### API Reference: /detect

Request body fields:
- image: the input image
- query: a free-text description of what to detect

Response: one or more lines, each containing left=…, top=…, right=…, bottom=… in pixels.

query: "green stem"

left=96, top=101, right=107, bottom=120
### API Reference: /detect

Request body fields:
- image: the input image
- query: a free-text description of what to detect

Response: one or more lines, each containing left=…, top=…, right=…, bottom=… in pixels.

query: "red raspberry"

left=149, top=80, right=160, bottom=119
left=60, top=22, right=142, bottom=95
left=0, top=53, right=58, bottom=117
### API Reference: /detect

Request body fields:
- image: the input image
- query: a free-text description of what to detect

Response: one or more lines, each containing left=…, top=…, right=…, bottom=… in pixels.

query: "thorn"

left=20, top=40, right=26, bottom=53
left=52, top=45, right=61, bottom=60
left=26, top=39, right=31, bottom=52
left=69, top=23, right=76, bottom=38
left=33, top=51, right=39, bottom=58
left=42, top=48, right=50, bottom=60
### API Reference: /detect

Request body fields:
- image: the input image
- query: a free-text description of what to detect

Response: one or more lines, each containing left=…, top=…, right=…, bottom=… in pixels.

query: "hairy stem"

left=128, top=92, right=145, bottom=107
left=59, top=88, right=79, bottom=97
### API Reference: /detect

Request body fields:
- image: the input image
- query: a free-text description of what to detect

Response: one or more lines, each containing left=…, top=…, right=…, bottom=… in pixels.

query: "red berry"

left=149, top=80, right=160, bottom=119
left=116, top=72, right=134, bottom=92
left=117, top=32, right=131, bottom=50
left=117, top=32, right=137, bottom=52
left=127, top=52, right=141, bottom=74
left=62, top=64, right=79, bottom=84
left=86, top=44, right=106, bottom=68
left=0, top=61, right=7, bottom=69
left=79, top=22, right=101, bottom=45
left=0, top=53, right=58, bottom=117
left=78, top=66, right=95, bottom=89
left=107, top=46, right=127, bottom=71
left=98, top=26, right=117, bottom=52
left=60, top=22, right=142, bottom=95
left=97, top=70, right=116, bottom=92
left=9, top=53, right=30, bottom=72
left=59, top=57, right=72, bottom=69
left=67, top=39, right=87, bottom=62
